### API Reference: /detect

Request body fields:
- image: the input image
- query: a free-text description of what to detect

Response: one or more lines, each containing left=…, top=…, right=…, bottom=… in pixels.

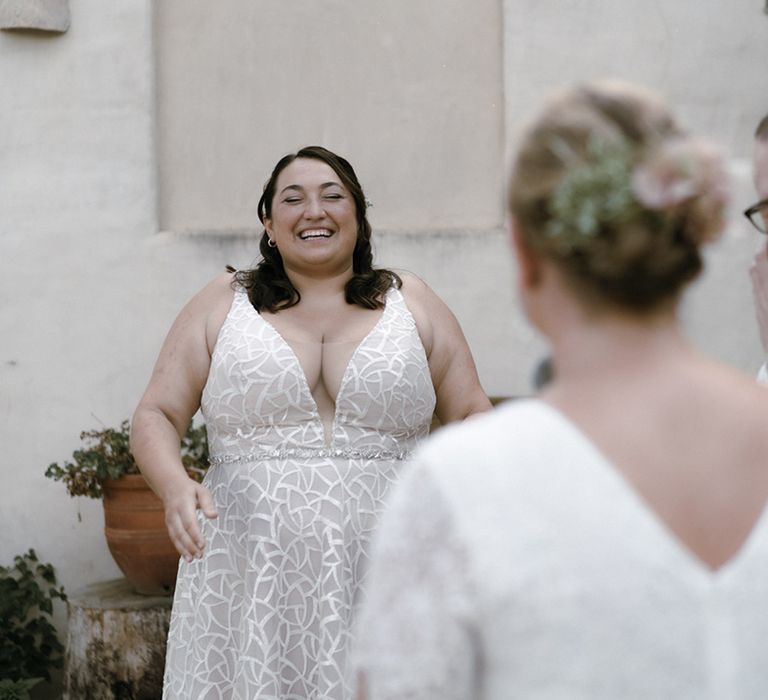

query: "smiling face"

left=263, top=157, right=359, bottom=276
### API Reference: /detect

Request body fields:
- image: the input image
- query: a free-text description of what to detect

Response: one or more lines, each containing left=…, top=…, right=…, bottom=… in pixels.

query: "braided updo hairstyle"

left=508, top=81, right=729, bottom=313
left=234, top=146, right=400, bottom=312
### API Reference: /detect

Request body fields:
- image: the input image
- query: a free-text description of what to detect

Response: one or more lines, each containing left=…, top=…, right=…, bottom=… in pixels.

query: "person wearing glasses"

left=354, top=81, right=768, bottom=700
left=747, top=115, right=768, bottom=383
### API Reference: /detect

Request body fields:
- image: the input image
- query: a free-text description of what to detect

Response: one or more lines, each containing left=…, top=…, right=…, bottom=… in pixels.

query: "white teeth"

left=299, top=229, right=333, bottom=240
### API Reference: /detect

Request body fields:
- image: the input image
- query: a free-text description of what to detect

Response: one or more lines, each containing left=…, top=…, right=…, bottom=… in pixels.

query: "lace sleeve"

left=354, top=460, right=478, bottom=700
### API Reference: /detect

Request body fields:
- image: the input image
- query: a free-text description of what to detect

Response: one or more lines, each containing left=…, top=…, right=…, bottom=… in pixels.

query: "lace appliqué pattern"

left=354, top=464, right=479, bottom=700
left=163, top=286, right=436, bottom=700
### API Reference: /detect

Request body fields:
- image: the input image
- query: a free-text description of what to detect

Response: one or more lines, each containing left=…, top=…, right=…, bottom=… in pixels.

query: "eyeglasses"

left=744, top=199, right=768, bottom=234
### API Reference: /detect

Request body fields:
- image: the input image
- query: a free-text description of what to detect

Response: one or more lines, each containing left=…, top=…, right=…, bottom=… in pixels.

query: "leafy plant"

left=44, top=419, right=209, bottom=498
left=179, top=420, right=210, bottom=483
left=0, top=677, right=42, bottom=700
left=0, top=550, right=66, bottom=695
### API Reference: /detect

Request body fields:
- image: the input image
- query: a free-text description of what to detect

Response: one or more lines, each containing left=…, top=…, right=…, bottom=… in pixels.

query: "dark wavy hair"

left=233, top=146, right=400, bottom=312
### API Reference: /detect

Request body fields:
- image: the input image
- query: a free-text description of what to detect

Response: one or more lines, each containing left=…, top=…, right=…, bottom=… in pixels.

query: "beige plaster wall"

left=503, top=0, right=767, bottom=161
left=502, top=0, right=768, bottom=373
left=155, top=0, right=505, bottom=233
left=0, top=2, right=156, bottom=696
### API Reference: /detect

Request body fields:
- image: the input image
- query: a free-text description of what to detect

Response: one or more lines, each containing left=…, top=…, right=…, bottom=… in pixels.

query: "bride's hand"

left=163, top=479, right=218, bottom=561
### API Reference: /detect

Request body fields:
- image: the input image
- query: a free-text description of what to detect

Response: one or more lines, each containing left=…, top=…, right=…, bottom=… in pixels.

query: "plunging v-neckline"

left=535, top=400, right=768, bottom=578
left=249, top=291, right=391, bottom=441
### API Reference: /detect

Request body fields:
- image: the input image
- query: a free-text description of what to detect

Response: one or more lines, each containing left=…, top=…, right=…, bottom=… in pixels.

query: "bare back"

left=546, top=355, right=768, bottom=571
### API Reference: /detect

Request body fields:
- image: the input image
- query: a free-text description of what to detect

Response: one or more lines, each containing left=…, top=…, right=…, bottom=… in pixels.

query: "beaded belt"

left=209, top=446, right=413, bottom=466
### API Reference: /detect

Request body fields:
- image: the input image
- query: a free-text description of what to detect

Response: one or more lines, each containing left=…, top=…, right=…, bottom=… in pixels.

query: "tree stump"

left=63, top=578, right=173, bottom=699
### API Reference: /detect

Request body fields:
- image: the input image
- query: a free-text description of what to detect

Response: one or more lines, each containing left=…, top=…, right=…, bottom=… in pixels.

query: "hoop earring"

left=267, top=238, right=277, bottom=248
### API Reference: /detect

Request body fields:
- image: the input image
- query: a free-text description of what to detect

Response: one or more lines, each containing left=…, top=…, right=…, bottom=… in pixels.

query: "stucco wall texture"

left=1, top=2, right=766, bottom=696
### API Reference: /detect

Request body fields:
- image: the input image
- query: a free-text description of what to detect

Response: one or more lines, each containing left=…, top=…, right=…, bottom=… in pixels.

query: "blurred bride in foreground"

left=354, top=81, right=768, bottom=699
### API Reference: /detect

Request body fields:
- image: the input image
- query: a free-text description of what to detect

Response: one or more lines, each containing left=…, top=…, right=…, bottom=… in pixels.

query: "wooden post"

left=63, top=578, right=172, bottom=699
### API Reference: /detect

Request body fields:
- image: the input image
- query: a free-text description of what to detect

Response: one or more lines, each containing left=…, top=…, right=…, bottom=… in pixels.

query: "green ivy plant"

left=0, top=550, right=66, bottom=699
left=44, top=419, right=209, bottom=499
left=0, top=678, right=42, bottom=700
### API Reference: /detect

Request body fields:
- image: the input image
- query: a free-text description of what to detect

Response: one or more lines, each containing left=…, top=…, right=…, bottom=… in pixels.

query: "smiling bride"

left=130, top=146, right=491, bottom=699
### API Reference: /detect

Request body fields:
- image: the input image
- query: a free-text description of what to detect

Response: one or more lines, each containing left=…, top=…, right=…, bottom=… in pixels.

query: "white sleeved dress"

left=163, top=285, right=436, bottom=699
left=356, top=399, right=768, bottom=700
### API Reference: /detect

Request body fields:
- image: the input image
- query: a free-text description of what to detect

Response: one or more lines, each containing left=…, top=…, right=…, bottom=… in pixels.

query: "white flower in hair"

left=634, top=138, right=730, bottom=243
left=631, top=140, right=700, bottom=210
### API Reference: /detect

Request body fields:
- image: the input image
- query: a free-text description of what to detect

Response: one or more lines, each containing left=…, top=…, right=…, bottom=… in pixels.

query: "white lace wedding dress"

left=163, top=285, right=436, bottom=699
left=356, top=399, right=768, bottom=699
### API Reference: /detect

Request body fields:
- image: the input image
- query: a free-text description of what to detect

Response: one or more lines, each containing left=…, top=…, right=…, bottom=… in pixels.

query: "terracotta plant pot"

left=101, top=474, right=179, bottom=596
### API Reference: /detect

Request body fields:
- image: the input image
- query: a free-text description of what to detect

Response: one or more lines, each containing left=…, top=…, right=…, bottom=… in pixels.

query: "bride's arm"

left=130, top=273, right=233, bottom=560
left=399, top=273, right=492, bottom=424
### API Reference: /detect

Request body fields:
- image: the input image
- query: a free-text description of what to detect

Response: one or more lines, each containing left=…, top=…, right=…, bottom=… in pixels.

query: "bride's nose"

left=302, top=196, right=325, bottom=219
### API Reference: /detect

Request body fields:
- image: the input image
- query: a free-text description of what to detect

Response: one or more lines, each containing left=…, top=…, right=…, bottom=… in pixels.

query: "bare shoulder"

left=683, top=358, right=768, bottom=447
left=137, top=272, right=237, bottom=427
left=398, top=270, right=433, bottom=295
left=706, top=366, right=768, bottom=473
left=201, top=272, right=237, bottom=349
left=725, top=366, right=768, bottom=427
left=180, top=272, right=235, bottom=315
left=396, top=272, right=445, bottom=355
left=396, top=270, right=472, bottom=360
left=706, top=359, right=768, bottom=402
left=173, top=272, right=236, bottom=353
left=395, top=271, right=490, bottom=421
left=196, top=271, right=237, bottom=306
left=397, top=271, right=447, bottom=311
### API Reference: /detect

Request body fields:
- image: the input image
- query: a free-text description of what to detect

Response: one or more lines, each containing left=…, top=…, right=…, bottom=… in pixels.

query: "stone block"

left=63, top=578, right=172, bottom=700
left=0, top=0, right=70, bottom=32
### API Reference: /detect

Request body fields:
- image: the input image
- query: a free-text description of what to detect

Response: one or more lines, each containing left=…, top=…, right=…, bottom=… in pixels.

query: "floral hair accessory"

left=546, top=134, right=730, bottom=249
left=546, top=137, right=642, bottom=247
left=631, top=140, right=699, bottom=209
left=632, top=139, right=730, bottom=243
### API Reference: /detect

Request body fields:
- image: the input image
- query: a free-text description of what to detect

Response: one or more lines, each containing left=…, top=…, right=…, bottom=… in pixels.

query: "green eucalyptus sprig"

left=546, top=137, right=642, bottom=247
